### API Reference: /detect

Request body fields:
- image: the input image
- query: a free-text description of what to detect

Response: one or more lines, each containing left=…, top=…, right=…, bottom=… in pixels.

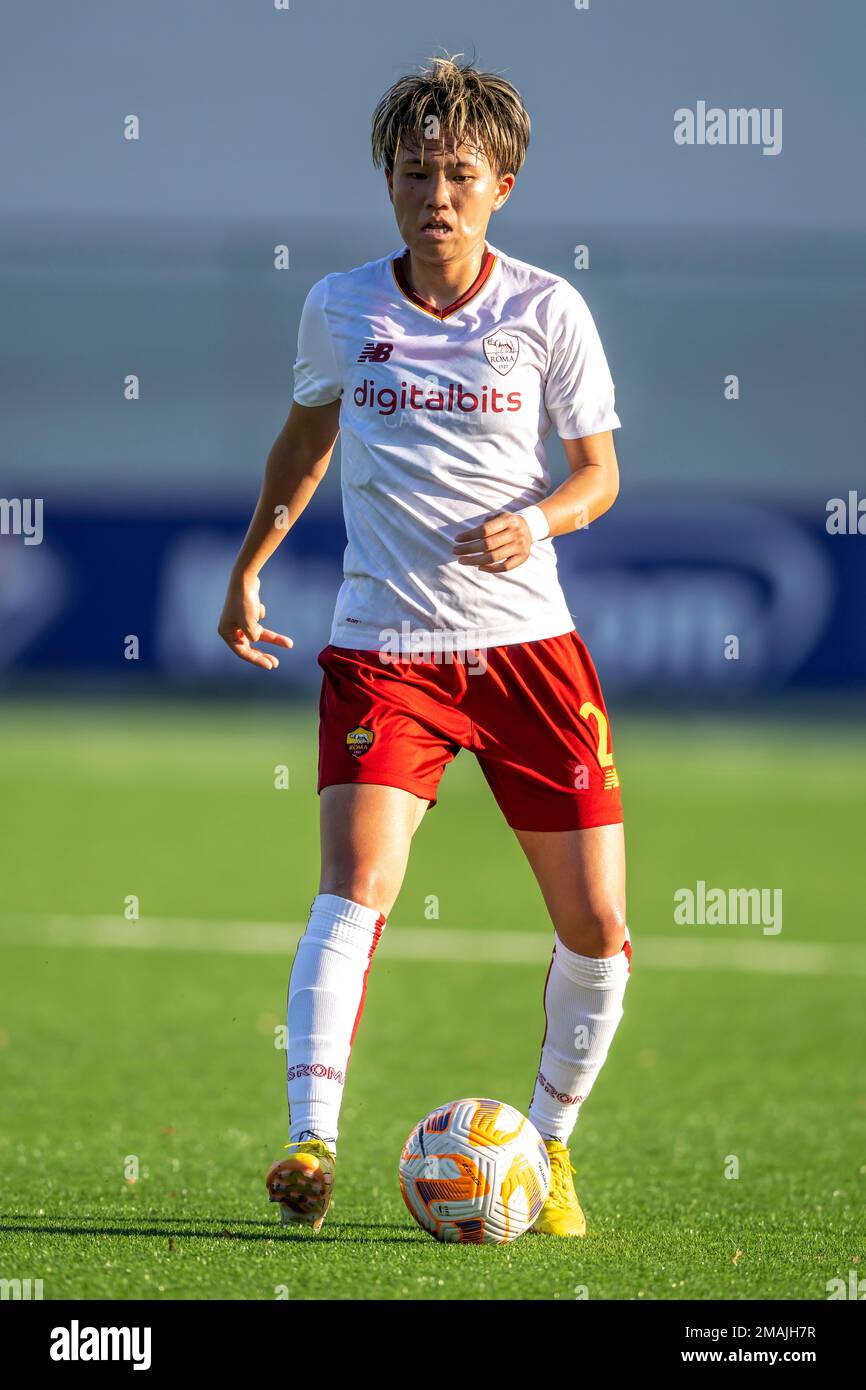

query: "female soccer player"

left=219, top=55, right=631, bottom=1238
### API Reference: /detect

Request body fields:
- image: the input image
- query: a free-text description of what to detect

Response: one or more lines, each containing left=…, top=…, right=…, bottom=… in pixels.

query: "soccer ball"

left=399, top=1097, right=550, bottom=1244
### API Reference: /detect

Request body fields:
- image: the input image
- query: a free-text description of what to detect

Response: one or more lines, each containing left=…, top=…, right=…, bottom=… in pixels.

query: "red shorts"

left=316, top=630, right=623, bottom=832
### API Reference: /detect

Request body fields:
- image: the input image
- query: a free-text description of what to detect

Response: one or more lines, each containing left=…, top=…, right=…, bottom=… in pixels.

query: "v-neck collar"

left=390, top=243, right=497, bottom=321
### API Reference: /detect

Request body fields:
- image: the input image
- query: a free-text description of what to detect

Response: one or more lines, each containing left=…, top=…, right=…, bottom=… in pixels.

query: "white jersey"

left=292, top=241, right=620, bottom=653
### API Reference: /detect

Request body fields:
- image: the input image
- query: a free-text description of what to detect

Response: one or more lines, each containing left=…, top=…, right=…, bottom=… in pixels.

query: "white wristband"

left=516, top=504, right=550, bottom=543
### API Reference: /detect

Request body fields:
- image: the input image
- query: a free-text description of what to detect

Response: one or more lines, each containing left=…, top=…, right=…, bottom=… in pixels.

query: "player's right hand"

left=217, top=574, right=293, bottom=671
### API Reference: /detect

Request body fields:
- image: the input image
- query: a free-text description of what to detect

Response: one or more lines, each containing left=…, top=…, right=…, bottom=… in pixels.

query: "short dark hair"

left=371, top=54, right=530, bottom=178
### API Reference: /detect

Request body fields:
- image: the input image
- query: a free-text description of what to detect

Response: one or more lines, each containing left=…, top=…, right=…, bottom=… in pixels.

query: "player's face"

left=386, top=136, right=515, bottom=261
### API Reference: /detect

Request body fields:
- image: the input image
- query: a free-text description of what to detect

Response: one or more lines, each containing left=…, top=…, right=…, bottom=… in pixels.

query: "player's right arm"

left=218, top=398, right=341, bottom=670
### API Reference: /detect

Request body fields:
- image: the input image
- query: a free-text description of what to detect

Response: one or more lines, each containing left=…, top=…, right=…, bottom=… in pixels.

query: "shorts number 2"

left=579, top=701, right=614, bottom=768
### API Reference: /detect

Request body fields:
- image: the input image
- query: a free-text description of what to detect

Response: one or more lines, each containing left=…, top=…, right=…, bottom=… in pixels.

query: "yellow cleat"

left=265, top=1138, right=336, bottom=1233
left=531, top=1139, right=587, bottom=1237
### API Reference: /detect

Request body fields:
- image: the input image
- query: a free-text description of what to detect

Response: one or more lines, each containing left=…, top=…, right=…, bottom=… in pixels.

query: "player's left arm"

left=453, top=430, right=618, bottom=573
left=546, top=429, right=620, bottom=534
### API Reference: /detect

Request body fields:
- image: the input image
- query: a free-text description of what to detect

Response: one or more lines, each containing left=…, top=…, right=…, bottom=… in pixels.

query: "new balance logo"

left=357, top=341, right=394, bottom=363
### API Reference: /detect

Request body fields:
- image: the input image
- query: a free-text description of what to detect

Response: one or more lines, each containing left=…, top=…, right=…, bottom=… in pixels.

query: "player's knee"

left=556, top=904, right=626, bottom=958
left=318, top=866, right=392, bottom=917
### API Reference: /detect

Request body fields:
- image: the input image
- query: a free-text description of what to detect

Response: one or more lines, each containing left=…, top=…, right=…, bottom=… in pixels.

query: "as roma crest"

left=346, top=725, right=375, bottom=757
left=483, top=331, right=519, bottom=376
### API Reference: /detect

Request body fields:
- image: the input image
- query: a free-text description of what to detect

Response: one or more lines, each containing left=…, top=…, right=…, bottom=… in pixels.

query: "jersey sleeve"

left=292, top=276, right=343, bottom=406
left=543, top=280, right=621, bottom=438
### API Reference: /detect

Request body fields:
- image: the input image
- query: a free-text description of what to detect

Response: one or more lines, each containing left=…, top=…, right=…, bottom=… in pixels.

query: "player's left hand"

left=452, top=512, right=533, bottom=572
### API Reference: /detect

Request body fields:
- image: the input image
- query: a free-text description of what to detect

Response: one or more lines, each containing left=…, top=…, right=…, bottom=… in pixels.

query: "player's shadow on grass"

left=275, top=1221, right=421, bottom=1243
left=0, top=1215, right=418, bottom=1243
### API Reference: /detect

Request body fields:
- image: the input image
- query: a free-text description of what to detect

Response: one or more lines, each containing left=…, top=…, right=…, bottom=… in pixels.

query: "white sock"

left=286, top=892, right=386, bottom=1152
left=528, top=929, right=631, bottom=1145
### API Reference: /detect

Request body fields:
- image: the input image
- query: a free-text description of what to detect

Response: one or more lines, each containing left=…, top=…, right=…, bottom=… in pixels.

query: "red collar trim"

left=391, top=245, right=497, bottom=321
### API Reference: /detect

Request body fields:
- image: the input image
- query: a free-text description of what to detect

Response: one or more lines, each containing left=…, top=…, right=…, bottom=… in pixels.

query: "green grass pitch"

left=0, top=699, right=864, bottom=1300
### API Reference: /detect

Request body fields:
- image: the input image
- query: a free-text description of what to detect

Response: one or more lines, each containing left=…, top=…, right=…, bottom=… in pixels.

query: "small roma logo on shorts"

left=345, top=725, right=375, bottom=757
